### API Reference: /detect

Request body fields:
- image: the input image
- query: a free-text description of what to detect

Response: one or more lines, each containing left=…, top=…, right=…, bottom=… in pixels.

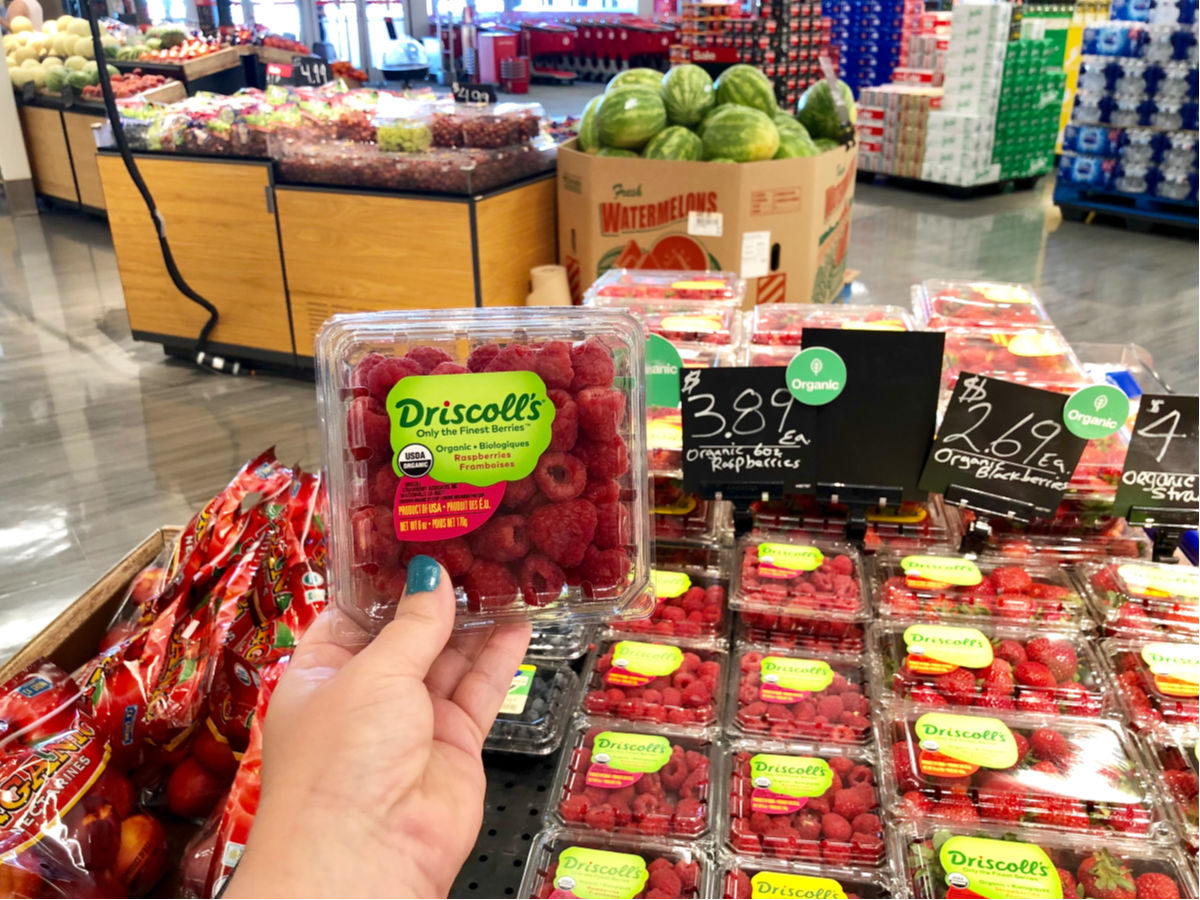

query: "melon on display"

left=607, top=67, right=664, bottom=92
left=701, top=105, right=779, bottom=162
left=595, top=86, right=667, bottom=150
left=714, top=63, right=777, bottom=115
left=67, top=18, right=92, bottom=37
left=64, top=54, right=87, bottom=71
left=44, top=65, right=68, bottom=91
left=660, top=63, right=714, bottom=127
left=74, top=37, right=95, bottom=59
left=9, top=15, right=33, bottom=32
left=642, top=125, right=702, bottom=161
left=774, top=128, right=819, bottom=158
left=814, top=138, right=840, bottom=152
left=595, top=147, right=638, bottom=158
left=797, top=78, right=857, bottom=141
left=578, top=95, right=602, bottom=153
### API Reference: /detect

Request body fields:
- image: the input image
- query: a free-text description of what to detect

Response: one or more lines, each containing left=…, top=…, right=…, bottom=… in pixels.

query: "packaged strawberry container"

left=653, top=476, right=733, bottom=545
left=583, top=269, right=745, bottom=344
left=1143, top=736, right=1199, bottom=853
left=870, top=621, right=1110, bottom=718
left=731, top=535, right=866, bottom=618
left=552, top=723, right=715, bottom=840
left=894, top=821, right=1198, bottom=899
left=1103, top=639, right=1200, bottom=738
left=528, top=624, right=596, bottom=661
left=748, top=302, right=916, bottom=347
left=728, top=645, right=873, bottom=746
left=982, top=525, right=1151, bottom=565
left=608, top=566, right=729, bottom=643
left=519, top=828, right=713, bottom=899
left=871, top=551, right=1090, bottom=629
left=913, top=279, right=1052, bottom=330
left=484, top=660, right=580, bottom=755
left=940, top=328, right=1088, bottom=395
left=748, top=496, right=960, bottom=554
left=581, top=639, right=727, bottom=733
left=880, top=704, right=1172, bottom=842
left=721, top=741, right=886, bottom=867
left=718, top=857, right=895, bottom=898
left=1081, top=560, right=1200, bottom=641
left=315, top=309, right=651, bottom=631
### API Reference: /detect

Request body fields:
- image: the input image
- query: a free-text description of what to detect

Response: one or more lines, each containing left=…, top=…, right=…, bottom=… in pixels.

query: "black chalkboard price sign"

left=918, top=372, right=1088, bottom=519
left=292, top=55, right=331, bottom=86
left=1112, top=393, right=1200, bottom=524
left=452, top=81, right=498, bottom=103
left=680, top=367, right=816, bottom=497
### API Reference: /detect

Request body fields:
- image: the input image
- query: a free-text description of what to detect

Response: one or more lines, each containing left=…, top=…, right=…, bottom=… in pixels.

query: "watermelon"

left=774, top=129, right=819, bottom=158
left=660, top=64, right=715, bottom=127
left=815, top=138, right=840, bottom=152
left=596, top=87, right=668, bottom=150
left=773, top=111, right=809, bottom=138
left=701, top=105, right=779, bottom=162
left=714, top=64, right=777, bottom=115
left=707, top=157, right=737, bottom=163
left=696, top=106, right=720, bottom=138
left=578, top=95, right=602, bottom=153
left=796, top=78, right=856, bottom=141
left=642, top=125, right=702, bottom=161
left=66, top=69, right=89, bottom=91
left=44, top=65, right=68, bottom=92
left=608, top=67, right=664, bottom=93
left=596, top=147, right=639, bottom=158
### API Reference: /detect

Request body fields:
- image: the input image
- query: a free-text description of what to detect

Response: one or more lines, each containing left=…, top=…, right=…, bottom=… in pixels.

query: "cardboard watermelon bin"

left=556, top=139, right=857, bottom=307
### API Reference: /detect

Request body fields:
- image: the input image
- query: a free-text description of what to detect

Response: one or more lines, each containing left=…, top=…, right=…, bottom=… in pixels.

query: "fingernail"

left=406, top=554, right=441, bottom=595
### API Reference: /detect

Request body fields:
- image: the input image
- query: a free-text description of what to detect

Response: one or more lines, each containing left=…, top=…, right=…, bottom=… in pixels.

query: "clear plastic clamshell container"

left=644, top=343, right=738, bottom=477
left=718, top=858, right=894, bottom=899
left=748, top=302, right=916, bottom=346
left=1143, top=736, right=1199, bottom=853
left=893, top=820, right=1197, bottom=899
left=551, top=722, right=716, bottom=841
left=869, top=621, right=1110, bottom=718
left=721, top=740, right=886, bottom=867
left=870, top=551, right=1091, bottom=629
left=527, top=624, right=596, bottom=661
left=748, top=495, right=961, bottom=554
left=314, top=308, right=651, bottom=632
left=940, top=327, right=1089, bottom=396
left=652, top=476, right=733, bottom=545
left=484, top=660, right=580, bottom=755
left=1103, top=638, right=1200, bottom=738
left=1080, top=559, right=1200, bottom=641
left=519, top=828, right=713, bottom=899
left=583, top=269, right=746, bottom=346
left=912, top=279, right=1052, bottom=330
left=608, top=565, right=729, bottom=644
left=980, top=520, right=1151, bottom=564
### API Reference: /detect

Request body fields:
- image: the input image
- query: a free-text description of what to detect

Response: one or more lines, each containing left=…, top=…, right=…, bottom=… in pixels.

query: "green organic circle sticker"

left=904, top=625, right=994, bottom=668
left=901, top=555, right=983, bottom=588
left=651, top=568, right=692, bottom=599
left=750, top=872, right=848, bottom=899
left=1063, top=384, right=1130, bottom=440
left=938, top=836, right=1061, bottom=899
left=646, top=333, right=684, bottom=409
left=554, top=847, right=648, bottom=899
left=914, top=712, right=1017, bottom=769
left=590, top=732, right=672, bottom=773
left=786, top=347, right=847, bottom=405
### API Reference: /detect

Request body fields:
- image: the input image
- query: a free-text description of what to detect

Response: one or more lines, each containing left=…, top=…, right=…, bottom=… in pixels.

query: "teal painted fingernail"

left=406, top=554, right=441, bottom=594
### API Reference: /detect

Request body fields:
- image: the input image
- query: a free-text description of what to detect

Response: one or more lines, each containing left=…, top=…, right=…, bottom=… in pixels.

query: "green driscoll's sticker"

left=758, top=543, right=824, bottom=578
left=651, top=569, right=692, bottom=599
left=904, top=625, right=994, bottom=668
left=499, top=664, right=536, bottom=715
left=646, top=333, right=683, bottom=409
left=938, top=836, right=1061, bottom=899
left=901, top=554, right=983, bottom=587
left=611, top=642, right=684, bottom=678
left=750, top=872, right=848, bottom=899
left=385, top=372, right=554, bottom=486
left=1063, top=384, right=1130, bottom=440
left=760, top=657, right=835, bottom=703
left=1118, top=563, right=1200, bottom=600
left=591, top=732, right=672, bottom=773
left=786, top=347, right=847, bottom=405
left=914, top=712, right=1018, bottom=769
left=554, top=847, right=649, bottom=899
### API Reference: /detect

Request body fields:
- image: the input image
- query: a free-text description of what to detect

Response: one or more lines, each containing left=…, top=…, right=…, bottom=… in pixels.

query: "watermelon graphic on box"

left=596, top=234, right=721, bottom=278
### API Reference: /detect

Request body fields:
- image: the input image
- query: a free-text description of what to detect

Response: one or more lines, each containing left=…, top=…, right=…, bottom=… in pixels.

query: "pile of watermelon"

left=576, top=63, right=856, bottom=163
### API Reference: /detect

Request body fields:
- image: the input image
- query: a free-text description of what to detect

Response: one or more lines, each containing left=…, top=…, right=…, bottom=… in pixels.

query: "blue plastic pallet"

left=1054, top=179, right=1199, bottom=227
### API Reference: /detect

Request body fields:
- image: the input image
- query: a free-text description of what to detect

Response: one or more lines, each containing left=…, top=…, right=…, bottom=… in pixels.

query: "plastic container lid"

left=717, top=858, right=893, bottom=899
left=870, top=621, right=1110, bottom=717
left=721, top=741, right=885, bottom=867
left=748, top=496, right=959, bottom=551
left=882, top=704, right=1173, bottom=842
left=1145, top=736, right=1199, bottom=853
left=730, top=535, right=868, bottom=620
left=485, top=660, right=580, bottom=755
left=913, top=279, right=1052, bottom=330
left=527, top=624, right=595, bottom=661
left=940, top=328, right=1088, bottom=395
left=608, top=565, right=729, bottom=644
left=653, top=477, right=733, bottom=545
left=982, top=526, right=1152, bottom=564
left=1080, top=560, right=1200, bottom=640
left=870, top=551, right=1090, bottom=629
left=314, top=308, right=651, bottom=632
left=1103, top=638, right=1200, bottom=738
left=748, top=302, right=916, bottom=347
left=737, top=611, right=870, bottom=656
left=519, top=828, right=713, bottom=899
left=583, top=270, right=746, bottom=340
left=551, top=723, right=716, bottom=841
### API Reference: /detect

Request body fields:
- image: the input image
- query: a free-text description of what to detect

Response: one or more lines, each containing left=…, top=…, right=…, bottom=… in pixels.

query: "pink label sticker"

left=760, top=685, right=811, bottom=703
left=585, top=763, right=643, bottom=789
left=605, top=670, right=655, bottom=687
left=751, top=787, right=808, bottom=814
left=393, top=476, right=504, bottom=542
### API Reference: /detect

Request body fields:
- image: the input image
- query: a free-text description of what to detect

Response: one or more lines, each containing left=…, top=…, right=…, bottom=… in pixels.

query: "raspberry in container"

left=314, top=308, right=651, bottom=631
left=748, top=302, right=917, bottom=347
left=552, top=723, right=716, bottom=841
left=527, top=624, right=596, bottom=661
left=581, top=639, right=727, bottom=733
left=718, top=858, right=894, bottom=898
left=871, top=551, right=1090, bottom=629
left=722, top=741, right=886, bottom=867
left=484, top=660, right=580, bottom=755
left=519, top=829, right=713, bottom=899
left=1103, top=639, right=1200, bottom=737
left=738, top=612, right=868, bottom=655
left=912, top=279, right=1053, bottom=330
left=728, top=645, right=873, bottom=746
left=748, top=495, right=960, bottom=554
left=940, top=328, right=1088, bottom=396
left=870, top=621, right=1110, bottom=717
left=1080, top=560, right=1199, bottom=641
left=894, top=820, right=1197, bottom=899
left=582, top=269, right=746, bottom=345
left=1143, top=736, right=1199, bottom=854
left=653, top=476, right=733, bottom=545
left=880, top=704, right=1172, bottom=842
left=608, top=566, right=729, bottom=643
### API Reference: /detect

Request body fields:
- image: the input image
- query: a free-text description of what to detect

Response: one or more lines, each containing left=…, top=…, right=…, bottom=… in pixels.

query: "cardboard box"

left=557, top=140, right=858, bottom=307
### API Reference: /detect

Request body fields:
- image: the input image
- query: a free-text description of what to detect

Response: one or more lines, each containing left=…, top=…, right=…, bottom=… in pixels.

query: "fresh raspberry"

left=366, top=356, right=423, bottom=404
left=593, top=502, right=630, bottom=549
left=429, top=361, right=470, bottom=375
left=583, top=479, right=621, bottom=504
left=368, top=465, right=399, bottom=505
left=346, top=396, right=391, bottom=461
left=406, top=346, right=453, bottom=372
left=580, top=546, right=630, bottom=597
left=463, top=559, right=517, bottom=610
left=559, top=794, right=588, bottom=821
left=533, top=341, right=574, bottom=390
left=520, top=554, right=565, bottom=606
left=529, top=500, right=598, bottom=567
left=647, top=868, right=682, bottom=897
left=466, top=343, right=500, bottom=372
left=400, top=538, right=474, bottom=578
left=851, top=813, right=880, bottom=834
left=725, top=870, right=753, bottom=899
left=547, top=389, right=579, bottom=453
left=583, top=804, right=616, bottom=831
left=469, top=514, right=529, bottom=562
left=534, top=452, right=588, bottom=501
left=502, top=474, right=538, bottom=508
left=485, top=344, right=536, bottom=372
left=832, top=785, right=874, bottom=820
left=576, top=437, right=630, bottom=479
left=348, top=352, right=385, bottom=396
left=674, top=860, right=699, bottom=893
left=570, top=337, right=615, bottom=390
left=821, top=813, right=852, bottom=842
left=576, top=387, right=626, bottom=440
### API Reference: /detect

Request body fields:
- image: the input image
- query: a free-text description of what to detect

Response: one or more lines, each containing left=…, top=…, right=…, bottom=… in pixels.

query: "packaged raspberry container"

left=1144, top=737, right=1199, bottom=853
left=653, top=542, right=730, bottom=581
left=645, top=343, right=737, bottom=477
left=1081, top=560, right=1200, bottom=641
left=731, top=536, right=866, bottom=618
left=738, top=613, right=868, bottom=655
left=484, top=660, right=580, bottom=755
left=653, top=476, right=733, bottom=545
left=608, top=566, right=729, bottom=643
left=722, top=742, right=885, bottom=866
left=527, top=624, right=596, bottom=661
left=749, top=302, right=916, bottom=346
left=896, top=820, right=1197, bottom=899
left=748, top=496, right=960, bottom=554
left=912, top=279, right=1052, bottom=330
left=871, top=621, right=1110, bottom=717
left=583, top=269, right=746, bottom=345
left=728, top=646, right=873, bottom=746
left=1104, top=639, right=1200, bottom=737
left=315, top=309, right=651, bottom=631
left=553, top=723, right=715, bottom=840
left=871, top=552, right=1090, bottom=629
left=718, top=858, right=894, bottom=898
left=881, top=704, right=1172, bottom=842
left=519, top=829, right=712, bottom=899
left=940, top=328, right=1088, bottom=395
left=581, top=639, right=726, bottom=732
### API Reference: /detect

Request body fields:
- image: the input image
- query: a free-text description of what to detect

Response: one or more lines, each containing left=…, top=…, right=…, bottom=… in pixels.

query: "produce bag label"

left=606, top=641, right=683, bottom=687
left=901, top=555, right=982, bottom=589
left=1118, top=564, right=1200, bottom=601
left=651, top=569, right=692, bottom=599
left=553, top=847, right=648, bottom=900
left=586, top=732, right=671, bottom=788
left=499, top=664, right=536, bottom=715
left=757, top=543, right=824, bottom=579
left=760, top=656, right=834, bottom=703
left=749, top=754, right=833, bottom=813
left=904, top=625, right=993, bottom=674
left=750, top=873, right=848, bottom=899
left=938, top=836, right=1061, bottom=899
left=1142, top=642, right=1200, bottom=697
left=915, top=713, right=1017, bottom=776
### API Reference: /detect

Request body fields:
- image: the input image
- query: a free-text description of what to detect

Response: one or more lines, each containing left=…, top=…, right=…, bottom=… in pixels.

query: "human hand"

left=226, top=555, right=531, bottom=899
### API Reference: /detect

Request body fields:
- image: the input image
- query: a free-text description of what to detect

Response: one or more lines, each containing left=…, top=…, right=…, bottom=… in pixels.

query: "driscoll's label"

left=938, top=836, right=1061, bottom=899
left=606, top=641, right=683, bottom=687
left=901, top=555, right=982, bottom=589
left=760, top=657, right=835, bottom=703
left=586, top=731, right=671, bottom=789
left=903, top=624, right=993, bottom=674
left=1118, top=564, right=1200, bottom=601
left=758, top=543, right=824, bottom=579
left=914, top=712, right=1017, bottom=777
left=749, top=754, right=834, bottom=814
left=750, top=872, right=848, bottom=898
left=651, top=569, right=692, bottom=599
left=553, top=847, right=648, bottom=899
left=1142, top=642, right=1200, bottom=697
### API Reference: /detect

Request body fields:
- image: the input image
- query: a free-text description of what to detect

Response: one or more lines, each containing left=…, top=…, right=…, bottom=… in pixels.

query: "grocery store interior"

left=1, top=0, right=1199, bottom=895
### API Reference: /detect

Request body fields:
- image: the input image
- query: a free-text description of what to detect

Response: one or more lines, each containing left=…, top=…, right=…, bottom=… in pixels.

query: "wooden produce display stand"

left=17, top=102, right=79, bottom=204
left=113, top=47, right=245, bottom=96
